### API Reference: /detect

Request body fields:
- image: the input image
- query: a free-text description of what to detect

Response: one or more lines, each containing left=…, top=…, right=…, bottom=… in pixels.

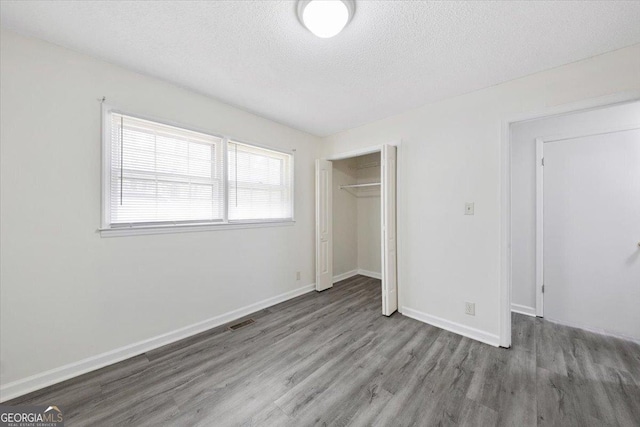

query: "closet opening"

left=315, top=144, right=398, bottom=316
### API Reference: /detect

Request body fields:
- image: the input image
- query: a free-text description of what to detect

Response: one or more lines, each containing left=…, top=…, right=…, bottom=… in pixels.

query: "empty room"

left=1, top=1, right=639, bottom=426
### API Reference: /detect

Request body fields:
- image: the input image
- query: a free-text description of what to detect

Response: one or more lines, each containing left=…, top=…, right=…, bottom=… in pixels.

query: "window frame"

left=100, top=104, right=295, bottom=237
left=226, top=139, right=295, bottom=223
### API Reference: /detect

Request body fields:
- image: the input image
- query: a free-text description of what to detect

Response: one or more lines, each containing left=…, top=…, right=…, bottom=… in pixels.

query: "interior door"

left=543, top=128, right=640, bottom=340
left=381, top=144, right=398, bottom=315
left=315, top=159, right=333, bottom=291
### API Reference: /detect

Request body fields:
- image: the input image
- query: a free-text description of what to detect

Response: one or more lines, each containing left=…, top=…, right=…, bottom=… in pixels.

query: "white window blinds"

left=108, top=113, right=224, bottom=226
left=228, top=141, right=293, bottom=221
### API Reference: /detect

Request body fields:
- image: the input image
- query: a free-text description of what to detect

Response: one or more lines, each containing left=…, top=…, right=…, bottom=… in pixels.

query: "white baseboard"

left=332, top=269, right=359, bottom=283
left=401, top=307, right=500, bottom=347
left=357, top=269, right=381, bottom=280
left=0, top=283, right=316, bottom=403
left=511, top=303, right=537, bottom=317
left=332, top=269, right=381, bottom=283
left=545, top=317, right=640, bottom=344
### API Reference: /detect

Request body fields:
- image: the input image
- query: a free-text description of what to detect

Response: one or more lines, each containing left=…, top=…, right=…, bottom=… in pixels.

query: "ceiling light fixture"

left=297, top=0, right=355, bottom=38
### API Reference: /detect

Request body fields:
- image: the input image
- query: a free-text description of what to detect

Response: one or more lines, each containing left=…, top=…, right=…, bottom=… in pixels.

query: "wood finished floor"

left=7, top=275, right=640, bottom=426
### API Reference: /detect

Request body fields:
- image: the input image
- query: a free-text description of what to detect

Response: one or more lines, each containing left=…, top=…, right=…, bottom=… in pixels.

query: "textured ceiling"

left=2, top=1, right=640, bottom=136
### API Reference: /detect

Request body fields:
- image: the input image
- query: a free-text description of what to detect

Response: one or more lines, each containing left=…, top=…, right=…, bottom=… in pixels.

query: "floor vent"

left=228, top=318, right=255, bottom=331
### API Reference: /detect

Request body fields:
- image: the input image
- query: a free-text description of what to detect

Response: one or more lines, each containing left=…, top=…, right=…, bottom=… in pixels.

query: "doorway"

left=509, top=100, right=640, bottom=341
left=315, top=144, right=398, bottom=316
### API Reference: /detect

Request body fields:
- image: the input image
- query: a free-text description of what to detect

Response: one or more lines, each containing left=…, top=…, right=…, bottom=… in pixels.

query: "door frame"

left=499, top=91, right=640, bottom=348
left=325, top=140, right=403, bottom=314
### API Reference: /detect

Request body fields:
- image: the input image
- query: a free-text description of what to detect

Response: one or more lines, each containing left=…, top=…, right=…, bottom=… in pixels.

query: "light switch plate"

left=465, top=202, right=474, bottom=215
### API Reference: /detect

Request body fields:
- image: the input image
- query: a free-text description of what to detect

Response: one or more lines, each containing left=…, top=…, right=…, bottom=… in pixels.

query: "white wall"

left=0, top=30, right=321, bottom=393
left=511, top=101, right=640, bottom=313
left=332, top=158, right=358, bottom=277
left=356, top=153, right=381, bottom=275
left=323, top=44, right=640, bottom=344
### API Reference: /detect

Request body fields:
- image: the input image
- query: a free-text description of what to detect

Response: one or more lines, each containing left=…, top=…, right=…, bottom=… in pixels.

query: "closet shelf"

left=339, top=182, right=380, bottom=189
left=350, top=161, right=380, bottom=170
left=339, top=182, right=381, bottom=197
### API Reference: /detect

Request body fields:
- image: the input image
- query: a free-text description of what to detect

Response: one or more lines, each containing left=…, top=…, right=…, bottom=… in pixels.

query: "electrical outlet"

left=296, top=271, right=301, bottom=281
left=464, top=202, right=474, bottom=215
left=465, top=302, right=475, bottom=316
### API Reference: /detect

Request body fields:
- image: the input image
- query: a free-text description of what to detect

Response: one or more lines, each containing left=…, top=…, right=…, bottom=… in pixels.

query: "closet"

left=315, top=144, right=397, bottom=316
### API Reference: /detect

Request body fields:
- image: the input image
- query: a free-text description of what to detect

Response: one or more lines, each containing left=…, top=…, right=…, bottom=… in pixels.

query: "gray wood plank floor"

left=6, top=275, right=640, bottom=426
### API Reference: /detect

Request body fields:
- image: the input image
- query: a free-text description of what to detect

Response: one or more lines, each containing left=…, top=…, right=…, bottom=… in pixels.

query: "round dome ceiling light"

left=297, top=0, right=355, bottom=38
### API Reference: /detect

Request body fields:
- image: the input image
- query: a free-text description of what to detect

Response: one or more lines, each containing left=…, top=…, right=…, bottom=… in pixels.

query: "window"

left=228, top=141, right=293, bottom=221
left=102, top=109, right=294, bottom=235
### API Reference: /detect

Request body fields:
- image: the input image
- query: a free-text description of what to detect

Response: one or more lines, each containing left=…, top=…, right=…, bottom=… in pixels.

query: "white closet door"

left=381, top=145, right=398, bottom=315
left=315, top=159, right=333, bottom=291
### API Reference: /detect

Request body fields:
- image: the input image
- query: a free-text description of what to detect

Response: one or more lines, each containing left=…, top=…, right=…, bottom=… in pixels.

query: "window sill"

left=99, top=220, right=296, bottom=237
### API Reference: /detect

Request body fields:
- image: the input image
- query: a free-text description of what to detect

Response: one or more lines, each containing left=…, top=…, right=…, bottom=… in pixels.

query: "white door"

left=315, top=159, right=333, bottom=292
left=381, top=145, right=398, bottom=316
left=543, top=128, right=640, bottom=340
